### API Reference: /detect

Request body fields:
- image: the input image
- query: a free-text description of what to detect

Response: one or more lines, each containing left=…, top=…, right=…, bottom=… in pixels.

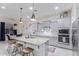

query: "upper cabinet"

left=60, top=10, right=71, bottom=18
left=58, top=17, right=71, bottom=28
left=37, top=20, right=58, bottom=35
left=58, top=10, right=71, bottom=28
left=37, top=21, right=51, bottom=32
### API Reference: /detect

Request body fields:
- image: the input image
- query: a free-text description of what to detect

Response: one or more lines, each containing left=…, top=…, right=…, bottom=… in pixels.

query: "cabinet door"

left=49, top=37, right=58, bottom=45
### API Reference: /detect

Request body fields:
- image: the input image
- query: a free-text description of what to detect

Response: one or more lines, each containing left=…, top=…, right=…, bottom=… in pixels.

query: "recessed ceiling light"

left=1, top=6, right=6, bottom=9
left=55, top=6, right=59, bottom=10
left=29, top=6, right=33, bottom=10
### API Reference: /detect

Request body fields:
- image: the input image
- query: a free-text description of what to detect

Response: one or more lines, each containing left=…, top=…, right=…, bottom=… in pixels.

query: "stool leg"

left=28, top=54, right=30, bottom=56
left=22, top=54, right=25, bottom=56
left=12, top=47, right=17, bottom=56
left=7, top=45, right=16, bottom=56
left=32, top=51, right=34, bottom=56
left=22, top=52, right=25, bottom=56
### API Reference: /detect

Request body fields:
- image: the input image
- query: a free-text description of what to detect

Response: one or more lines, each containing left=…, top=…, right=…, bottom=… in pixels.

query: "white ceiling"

left=0, top=3, right=73, bottom=20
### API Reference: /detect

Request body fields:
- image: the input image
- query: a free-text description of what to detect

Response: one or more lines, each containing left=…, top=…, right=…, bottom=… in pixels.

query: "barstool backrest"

left=7, top=35, right=11, bottom=40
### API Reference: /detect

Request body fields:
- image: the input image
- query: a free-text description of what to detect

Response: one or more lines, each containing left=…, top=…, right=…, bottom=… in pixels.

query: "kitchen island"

left=13, top=36, right=49, bottom=56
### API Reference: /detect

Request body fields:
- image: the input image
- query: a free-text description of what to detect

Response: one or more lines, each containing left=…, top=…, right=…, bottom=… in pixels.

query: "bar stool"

left=8, top=42, right=23, bottom=56
left=7, top=35, right=16, bottom=55
left=7, top=39, right=17, bottom=55
left=22, top=47, right=34, bottom=56
left=8, top=39, right=16, bottom=44
left=7, top=34, right=16, bottom=45
left=12, top=43, right=23, bottom=55
left=6, top=35, right=23, bottom=56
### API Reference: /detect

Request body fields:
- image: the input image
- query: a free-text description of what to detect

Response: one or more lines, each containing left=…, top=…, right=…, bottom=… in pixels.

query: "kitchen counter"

left=12, top=36, right=49, bottom=56
left=14, top=36, right=49, bottom=46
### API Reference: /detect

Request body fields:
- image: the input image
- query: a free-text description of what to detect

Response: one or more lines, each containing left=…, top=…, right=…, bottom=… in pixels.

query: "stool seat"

left=13, top=43, right=23, bottom=48
left=22, top=47, right=33, bottom=54
left=8, top=39, right=16, bottom=44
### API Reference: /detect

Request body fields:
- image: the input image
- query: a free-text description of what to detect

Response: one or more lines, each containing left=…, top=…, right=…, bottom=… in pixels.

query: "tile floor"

left=48, top=46, right=77, bottom=56
left=0, top=41, right=77, bottom=56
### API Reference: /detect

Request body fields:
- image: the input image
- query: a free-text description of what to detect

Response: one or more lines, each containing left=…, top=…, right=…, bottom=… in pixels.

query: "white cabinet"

left=49, top=37, right=58, bottom=46
left=58, top=17, right=71, bottom=28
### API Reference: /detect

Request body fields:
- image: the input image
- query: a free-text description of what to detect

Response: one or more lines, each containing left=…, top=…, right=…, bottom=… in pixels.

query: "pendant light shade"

left=31, top=12, right=36, bottom=21
left=30, top=2, right=36, bottom=21
left=19, top=18, right=23, bottom=23
left=31, top=13, right=35, bottom=19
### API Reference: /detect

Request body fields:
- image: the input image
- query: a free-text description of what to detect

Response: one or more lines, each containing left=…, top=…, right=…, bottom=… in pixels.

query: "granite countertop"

left=31, top=32, right=58, bottom=37
left=32, top=34, right=58, bottom=38
left=14, top=36, right=49, bottom=46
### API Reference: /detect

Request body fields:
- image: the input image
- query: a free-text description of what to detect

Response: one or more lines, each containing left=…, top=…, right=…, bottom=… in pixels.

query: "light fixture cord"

left=32, top=0, right=34, bottom=13
left=20, top=8, right=23, bottom=21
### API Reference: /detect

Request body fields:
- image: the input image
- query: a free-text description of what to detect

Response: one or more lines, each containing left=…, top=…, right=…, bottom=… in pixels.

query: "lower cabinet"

left=49, top=37, right=58, bottom=46
left=49, top=37, right=72, bottom=49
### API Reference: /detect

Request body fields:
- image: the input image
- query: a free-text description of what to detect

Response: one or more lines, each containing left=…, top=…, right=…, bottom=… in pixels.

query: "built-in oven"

left=58, top=35, right=69, bottom=43
left=58, top=29, right=69, bottom=44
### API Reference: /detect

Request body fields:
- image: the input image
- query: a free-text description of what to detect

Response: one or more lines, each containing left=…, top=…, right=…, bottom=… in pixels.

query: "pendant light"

left=19, top=8, right=23, bottom=23
left=31, top=2, right=36, bottom=21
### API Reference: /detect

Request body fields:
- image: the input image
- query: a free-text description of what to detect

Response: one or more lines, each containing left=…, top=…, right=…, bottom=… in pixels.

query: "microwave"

left=59, top=29, right=69, bottom=34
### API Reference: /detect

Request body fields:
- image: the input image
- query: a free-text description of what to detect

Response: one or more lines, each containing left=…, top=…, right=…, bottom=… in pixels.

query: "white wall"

left=0, top=17, right=14, bottom=29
